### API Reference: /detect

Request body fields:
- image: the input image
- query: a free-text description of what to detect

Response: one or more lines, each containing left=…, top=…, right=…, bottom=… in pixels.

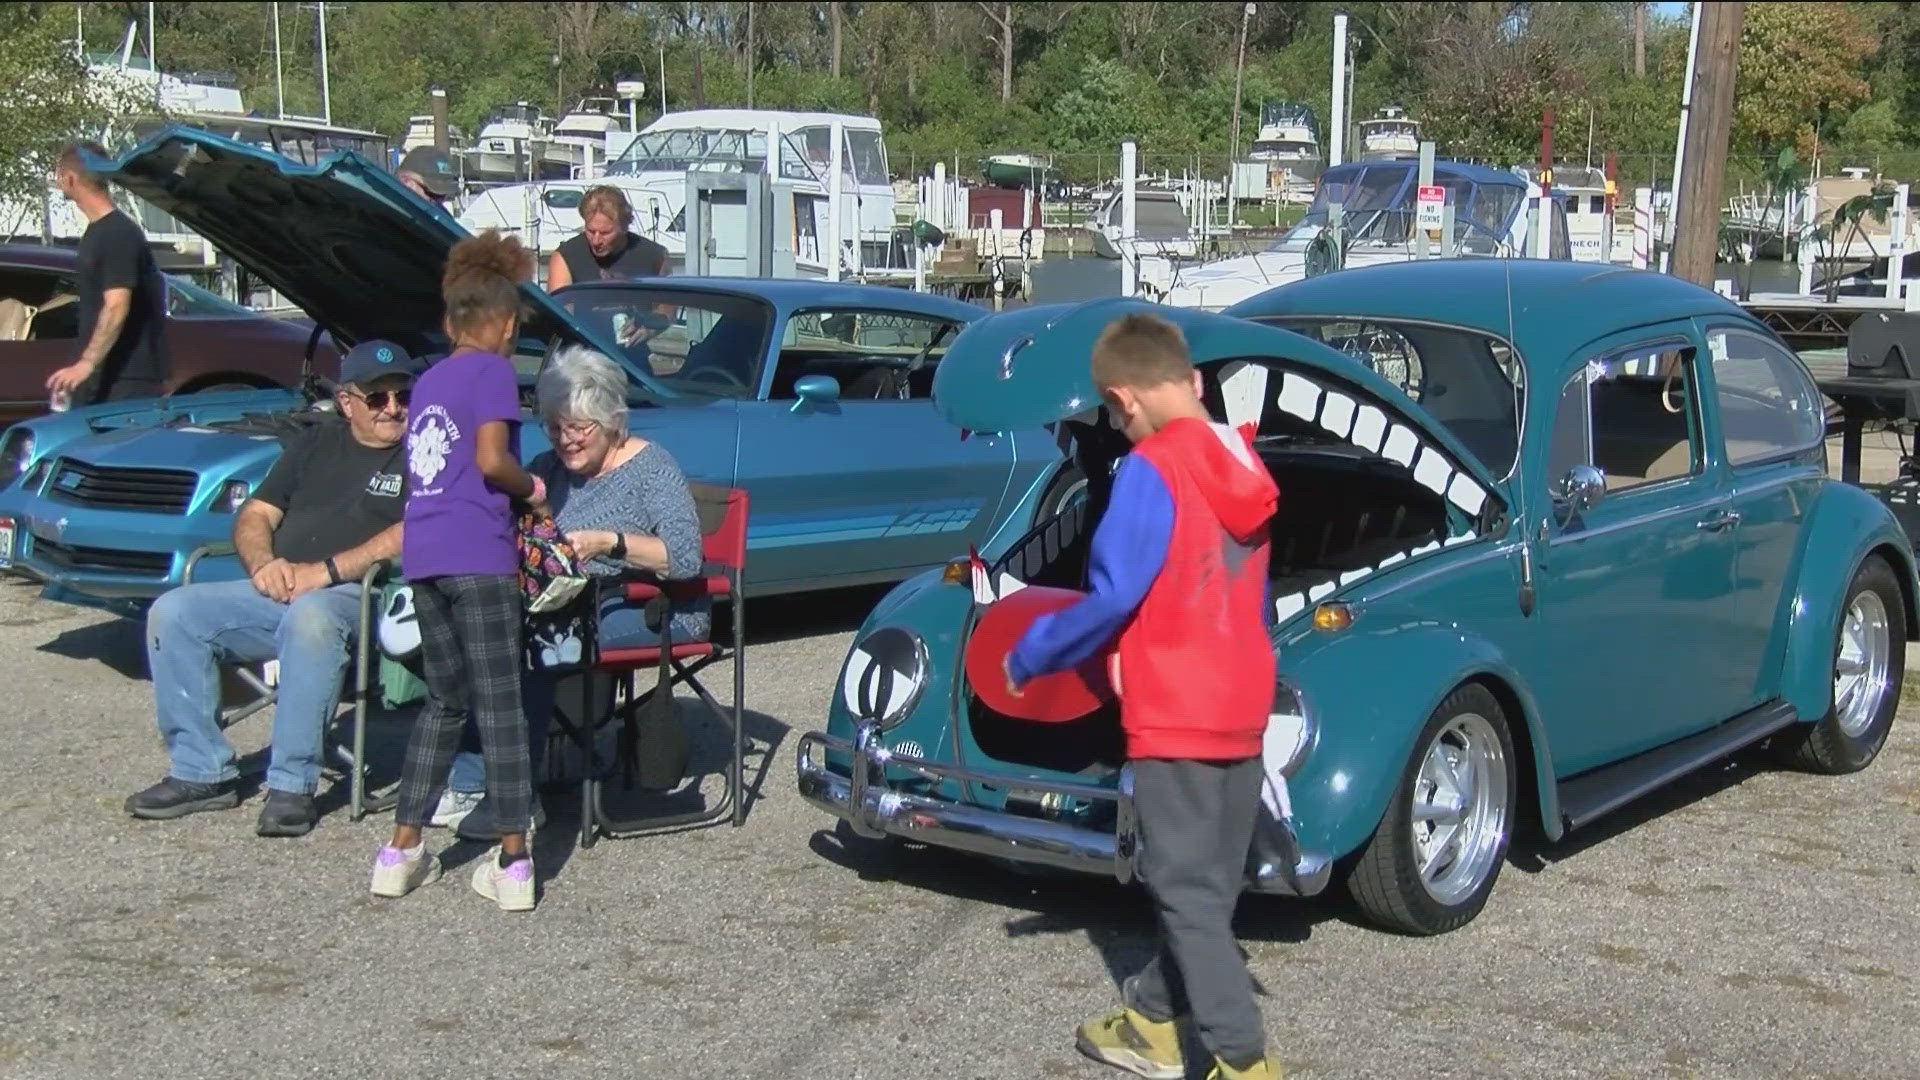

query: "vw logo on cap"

left=376, top=346, right=394, bottom=364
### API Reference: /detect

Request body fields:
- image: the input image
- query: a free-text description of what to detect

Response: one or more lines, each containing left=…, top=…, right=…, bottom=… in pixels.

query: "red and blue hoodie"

left=1008, top=416, right=1279, bottom=761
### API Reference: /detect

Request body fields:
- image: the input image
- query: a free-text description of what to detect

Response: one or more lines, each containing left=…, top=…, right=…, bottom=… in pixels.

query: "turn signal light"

left=1312, top=602, right=1353, bottom=633
left=942, top=560, right=969, bottom=586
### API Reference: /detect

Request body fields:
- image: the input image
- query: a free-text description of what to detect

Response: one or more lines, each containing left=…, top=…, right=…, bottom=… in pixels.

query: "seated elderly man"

left=126, top=341, right=423, bottom=837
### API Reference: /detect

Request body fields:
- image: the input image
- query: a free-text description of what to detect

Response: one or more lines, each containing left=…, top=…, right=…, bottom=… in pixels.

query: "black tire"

left=1779, top=555, right=1905, bottom=775
left=1348, top=683, right=1517, bottom=936
left=1035, top=463, right=1087, bottom=522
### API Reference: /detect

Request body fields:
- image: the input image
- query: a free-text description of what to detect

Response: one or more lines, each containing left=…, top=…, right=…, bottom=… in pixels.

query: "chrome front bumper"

left=796, top=722, right=1332, bottom=897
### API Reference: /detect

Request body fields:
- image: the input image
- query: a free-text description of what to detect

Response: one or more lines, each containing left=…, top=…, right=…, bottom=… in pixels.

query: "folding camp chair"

left=550, top=484, right=749, bottom=848
left=181, top=544, right=399, bottom=820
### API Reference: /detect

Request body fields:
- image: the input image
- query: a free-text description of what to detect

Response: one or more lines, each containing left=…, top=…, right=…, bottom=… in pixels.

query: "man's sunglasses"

left=347, top=387, right=411, bottom=411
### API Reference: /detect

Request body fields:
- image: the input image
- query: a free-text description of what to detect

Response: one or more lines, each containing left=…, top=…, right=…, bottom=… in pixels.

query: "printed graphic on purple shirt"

left=402, top=351, right=522, bottom=580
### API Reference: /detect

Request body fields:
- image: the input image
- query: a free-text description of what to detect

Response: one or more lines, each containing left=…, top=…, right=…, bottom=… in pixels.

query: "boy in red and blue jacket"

left=1007, top=312, right=1282, bottom=1080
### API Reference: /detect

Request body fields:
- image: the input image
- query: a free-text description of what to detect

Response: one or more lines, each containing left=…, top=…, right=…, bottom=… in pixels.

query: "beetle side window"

left=770, top=310, right=962, bottom=401
left=1551, top=345, right=1702, bottom=492
left=1707, top=328, right=1825, bottom=466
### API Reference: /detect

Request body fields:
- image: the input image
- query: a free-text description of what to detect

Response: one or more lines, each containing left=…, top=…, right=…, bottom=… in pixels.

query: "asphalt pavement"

left=0, top=575, right=1916, bottom=1080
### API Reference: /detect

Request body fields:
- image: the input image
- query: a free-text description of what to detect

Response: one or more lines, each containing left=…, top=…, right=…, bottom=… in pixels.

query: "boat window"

left=551, top=287, right=774, bottom=399
left=1550, top=344, right=1702, bottom=493
left=1706, top=327, right=1824, bottom=465
left=770, top=309, right=963, bottom=401
left=1261, top=317, right=1526, bottom=477
left=607, top=127, right=819, bottom=182
left=846, top=131, right=888, bottom=186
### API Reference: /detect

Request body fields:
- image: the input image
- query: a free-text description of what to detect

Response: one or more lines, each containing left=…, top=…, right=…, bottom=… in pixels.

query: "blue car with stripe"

left=0, top=126, right=1078, bottom=613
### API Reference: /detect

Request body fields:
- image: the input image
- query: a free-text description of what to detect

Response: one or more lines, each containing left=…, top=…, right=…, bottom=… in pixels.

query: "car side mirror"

left=1552, top=464, right=1606, bottom=525
left=792, top=374, right=841, bottom=413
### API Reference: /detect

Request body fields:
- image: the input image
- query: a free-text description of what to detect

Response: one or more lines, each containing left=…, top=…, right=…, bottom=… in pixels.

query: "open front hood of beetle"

left=930, top=298, right=1509, bottom=525
left=87, top=126, right=667, bottom=396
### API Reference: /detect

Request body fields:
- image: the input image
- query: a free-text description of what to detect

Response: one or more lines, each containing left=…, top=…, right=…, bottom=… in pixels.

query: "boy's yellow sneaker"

left=1206, top=1052, right=1285, bottom=1080
left=1074, top=1006, right=1185, bottom=1079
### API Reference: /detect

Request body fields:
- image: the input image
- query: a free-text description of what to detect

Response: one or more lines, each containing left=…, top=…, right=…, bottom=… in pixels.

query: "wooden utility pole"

left=1228, top=3, right=1259, bottom=167
left=1633, top=2, right=1646, bottom=78
left=745, top=1, right=756, bottom=108
left=1670, top=1, right=1742, bottom=287
left=830, top=1, right=843, bottom=79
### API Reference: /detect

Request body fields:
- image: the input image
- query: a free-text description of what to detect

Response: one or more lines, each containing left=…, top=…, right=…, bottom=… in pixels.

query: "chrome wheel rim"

left=1410, top=712, right=1509, bottom=906
left=1834, top=590, right=1892, bottom=738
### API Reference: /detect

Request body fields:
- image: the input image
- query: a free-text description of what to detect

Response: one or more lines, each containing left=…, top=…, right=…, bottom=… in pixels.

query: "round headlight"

left=212, top=479, right=251, bottom=512
left=840, top=626, right=930, bottom=731
left=1264, top=677, right=1317, bottom=779
left=0, top=431, right=34, bottom=486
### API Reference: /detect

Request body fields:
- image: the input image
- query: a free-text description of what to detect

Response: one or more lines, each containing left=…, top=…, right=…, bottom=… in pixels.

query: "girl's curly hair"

left=443, top=229, right=534, bottom=338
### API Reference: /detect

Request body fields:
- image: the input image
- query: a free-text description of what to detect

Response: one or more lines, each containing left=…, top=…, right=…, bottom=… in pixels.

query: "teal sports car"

left=0, top=127, right=1079, bottom=613
left=797, top=259, right=1916, bottom=935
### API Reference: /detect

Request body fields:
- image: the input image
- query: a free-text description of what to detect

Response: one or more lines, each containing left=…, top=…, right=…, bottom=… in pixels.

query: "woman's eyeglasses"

left=544, top=419, right=601, bottom=443
left=348, top=387, right=411, bottom=411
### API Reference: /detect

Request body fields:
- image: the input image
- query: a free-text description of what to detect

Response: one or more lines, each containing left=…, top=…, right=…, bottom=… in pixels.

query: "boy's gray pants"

left=1123, top=756, right=1268, bottom=1069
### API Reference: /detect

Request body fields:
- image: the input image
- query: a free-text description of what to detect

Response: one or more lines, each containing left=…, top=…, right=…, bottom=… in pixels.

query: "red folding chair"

left=559, top=484, right=748, bottom=847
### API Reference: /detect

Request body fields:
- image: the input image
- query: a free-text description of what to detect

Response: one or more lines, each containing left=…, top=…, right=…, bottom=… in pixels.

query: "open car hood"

left=931, top=298, right=1509, bottom=522
left=87, top=126, right=664, bottom=395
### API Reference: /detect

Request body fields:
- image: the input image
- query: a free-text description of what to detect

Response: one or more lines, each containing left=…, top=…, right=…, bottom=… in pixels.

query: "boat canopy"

left=1266, top=160, right=1527, bottom=255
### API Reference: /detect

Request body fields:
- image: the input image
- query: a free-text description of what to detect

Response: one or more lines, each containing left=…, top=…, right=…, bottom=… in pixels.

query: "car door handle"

left=1696, top=509, right=1741, bottom=532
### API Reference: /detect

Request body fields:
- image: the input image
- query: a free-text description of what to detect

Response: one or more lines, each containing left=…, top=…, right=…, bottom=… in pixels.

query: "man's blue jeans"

left=145, top=578, right=364, bottom=796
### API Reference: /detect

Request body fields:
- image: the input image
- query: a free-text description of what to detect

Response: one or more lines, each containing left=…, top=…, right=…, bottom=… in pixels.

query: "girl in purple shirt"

left=371, top=231, right=548, bottom=912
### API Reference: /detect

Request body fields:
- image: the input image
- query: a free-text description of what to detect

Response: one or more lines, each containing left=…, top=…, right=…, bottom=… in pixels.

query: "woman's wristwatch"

left=609, top=532, right=627, bottom=562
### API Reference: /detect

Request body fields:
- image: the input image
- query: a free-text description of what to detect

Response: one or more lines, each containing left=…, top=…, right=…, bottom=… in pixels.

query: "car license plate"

left=0, top=518, right=13, bottom=569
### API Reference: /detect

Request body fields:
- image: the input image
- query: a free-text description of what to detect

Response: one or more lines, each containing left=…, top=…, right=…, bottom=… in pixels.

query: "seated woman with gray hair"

left=439, top=345, right=707, bottom=837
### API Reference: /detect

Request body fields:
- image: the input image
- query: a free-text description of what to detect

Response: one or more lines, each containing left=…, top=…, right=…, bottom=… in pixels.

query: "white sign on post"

left=1416, top=185, right=1445, bottom=232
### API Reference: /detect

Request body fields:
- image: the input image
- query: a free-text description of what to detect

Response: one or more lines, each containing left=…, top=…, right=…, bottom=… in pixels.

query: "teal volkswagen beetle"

left=796, top=259, right=1916, bottom=935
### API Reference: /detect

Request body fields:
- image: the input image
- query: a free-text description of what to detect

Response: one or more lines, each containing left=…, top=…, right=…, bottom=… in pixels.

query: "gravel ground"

left=0, top=575, right=1916, bottom=1080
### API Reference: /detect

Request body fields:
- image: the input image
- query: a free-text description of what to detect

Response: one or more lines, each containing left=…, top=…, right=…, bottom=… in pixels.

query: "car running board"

left=1557, top=700, right=1799, bottom=832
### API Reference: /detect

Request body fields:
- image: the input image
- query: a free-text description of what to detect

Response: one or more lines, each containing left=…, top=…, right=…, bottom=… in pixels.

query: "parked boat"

left=1357, top=105, right=1421, bottom=161
left=456, top=108, right=904, bottom=280
left=982, top=153, right=1054, bottom=189
left=1247, top=102, right=1323, bottom=195
left=0, top=30, right=387, bottom=249
left=1084, top=188, right=1198, bottom=260
left=400, top=115, right=466, bottom=155
left=1149, top=159, right=1565, bottom=311
left=1520, top=164, right=1613, bottom=264
left=462, top=102, right=563, bottom=184
left=548, top=97, right=631, bottom=179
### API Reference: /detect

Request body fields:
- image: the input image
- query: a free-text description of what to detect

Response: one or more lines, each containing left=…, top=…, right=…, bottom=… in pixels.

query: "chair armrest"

left=623, top=574, right=731, bottom=605
left=358, top=558, right=394, bottom=587
left=182, top=543, right=239, bottom=586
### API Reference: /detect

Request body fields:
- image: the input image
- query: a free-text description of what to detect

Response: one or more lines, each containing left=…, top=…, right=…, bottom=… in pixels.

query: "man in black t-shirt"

left=127, top=341, right=424, bottom=838
left=47, top=142, right=171, bottom=405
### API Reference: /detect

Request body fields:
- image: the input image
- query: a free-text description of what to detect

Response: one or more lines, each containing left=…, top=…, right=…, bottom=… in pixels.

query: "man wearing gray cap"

left=127, top=340, right=424, bottom=837
left=397, top=146, right=460, bottom=207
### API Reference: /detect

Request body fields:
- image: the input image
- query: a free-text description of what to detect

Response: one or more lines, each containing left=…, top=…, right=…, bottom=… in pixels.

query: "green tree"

left=0, top=7, right=148, bottom=207
left=1735, top=2, right=1875, bottom=155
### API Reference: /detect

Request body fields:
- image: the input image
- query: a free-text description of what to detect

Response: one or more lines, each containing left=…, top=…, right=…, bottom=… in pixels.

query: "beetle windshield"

left=1256, top=317, right=1526, bottom=477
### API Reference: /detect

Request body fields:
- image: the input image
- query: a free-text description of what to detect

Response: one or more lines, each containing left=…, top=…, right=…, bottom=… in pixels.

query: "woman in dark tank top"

left=546, top=185, right=670, bottom=291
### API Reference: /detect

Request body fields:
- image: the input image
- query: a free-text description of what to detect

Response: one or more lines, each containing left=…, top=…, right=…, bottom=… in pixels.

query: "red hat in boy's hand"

left=965, top=585, right=1115, bottom=723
